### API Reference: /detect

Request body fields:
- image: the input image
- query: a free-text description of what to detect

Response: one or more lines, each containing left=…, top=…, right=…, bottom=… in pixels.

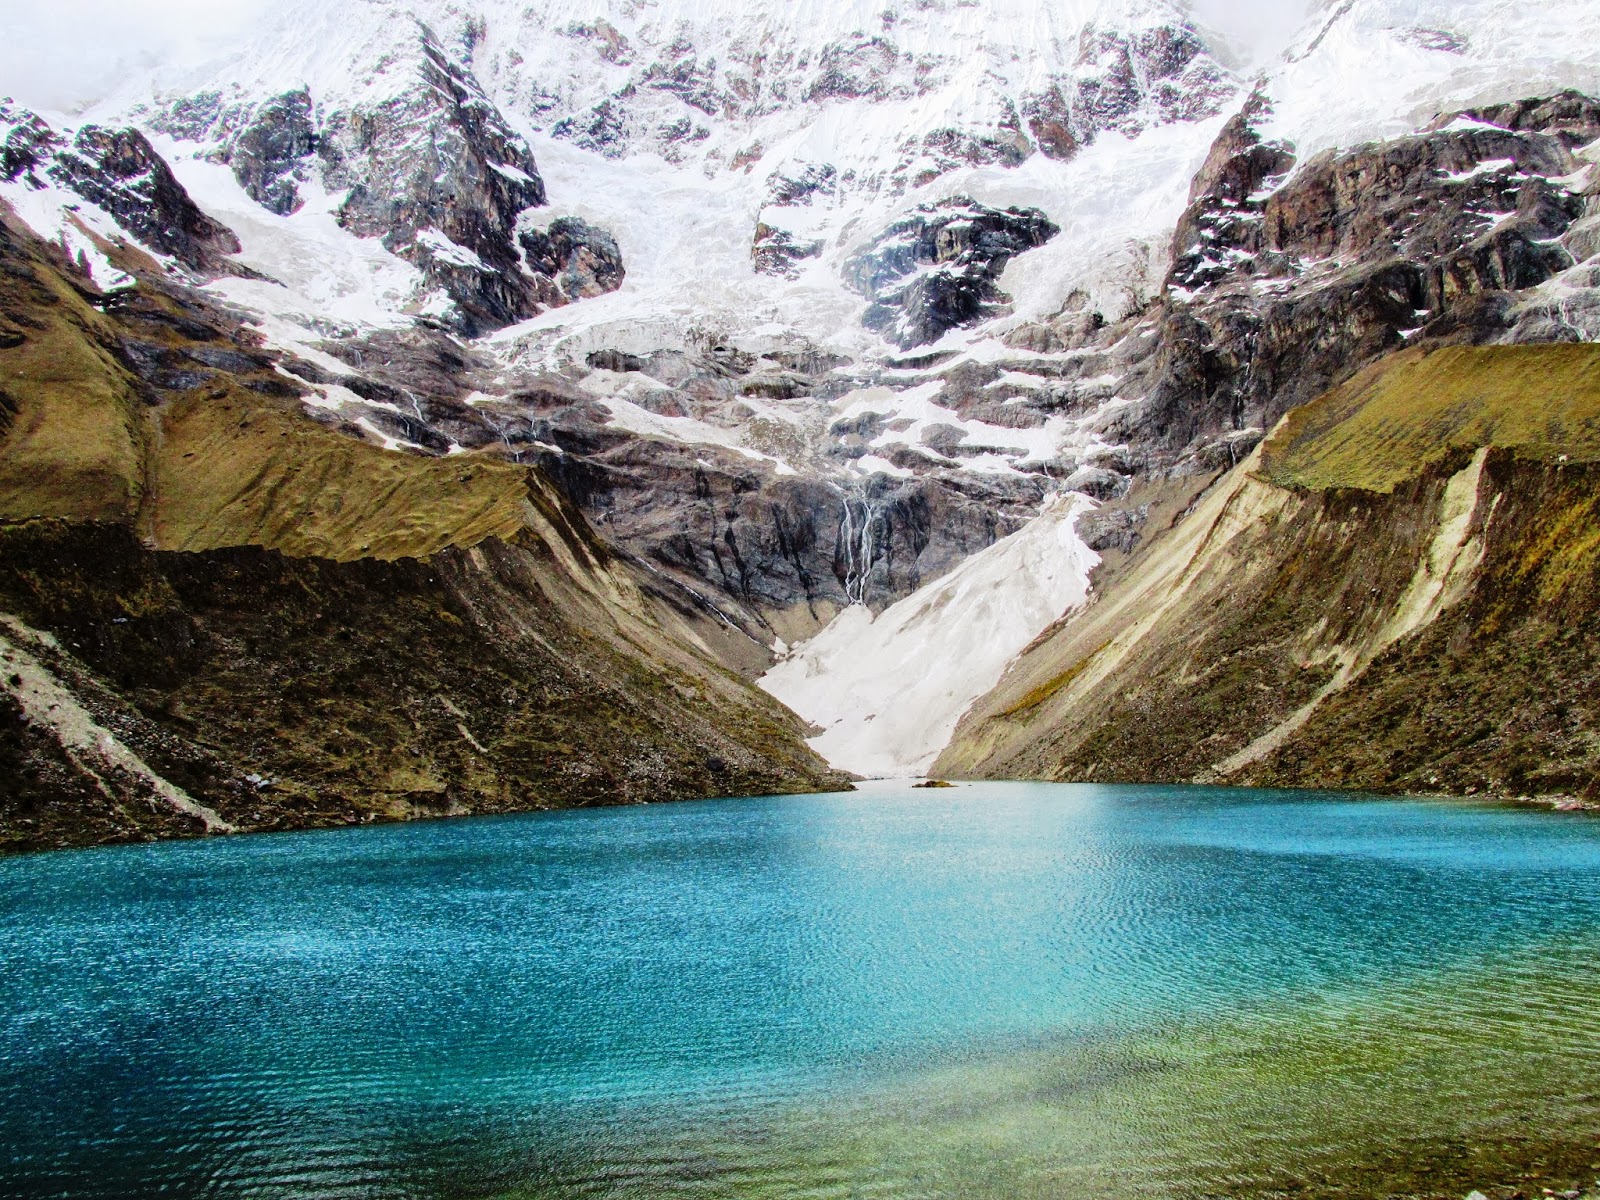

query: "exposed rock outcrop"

left=440, top=342, right=1045, bottom=643
left=1151, top=89, right=1598, bottom=451
left=1021, top=22, right=1234, bottom=161
left=844, top=197, right=1059, bottom=348
left=751, top=162, right=835, bottom=278
left=519, top=218, right=626, bottom=302
left=321, top=23, right=555, bottom=332
left=1, top=103, right=241, bottom=274
left=225, top=89, right=317, bottom=216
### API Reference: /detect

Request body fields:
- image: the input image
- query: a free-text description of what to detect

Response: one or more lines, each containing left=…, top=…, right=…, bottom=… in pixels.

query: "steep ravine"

left=0, top=212, right=848, bottom=853
left=938, top=344, right=1600, bottom=806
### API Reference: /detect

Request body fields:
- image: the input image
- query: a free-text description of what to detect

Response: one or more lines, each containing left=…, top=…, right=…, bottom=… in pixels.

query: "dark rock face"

left=59, top=127, right=243, bottom=272
left=807, top=36, right=903, bottom=103
left=752, top=224, right=824, bottom=278
left=225, top=89, right=316, bottom=216
left=0, top=105, right=241, bottom=274
left=0, top=105, right=59, bottom=182
left=1440, top=90, right=1600, bottom=145
left=1167, top=91, right=1298, bottom=292
left=845, top=198, right=1059, bottom=348
left=321, top=22, right=553, bottom=334
left=565, top=19, right=634, bottom=66
left=640, top=39, right=723, bottom=114
left=1083, top=90, right=1600, bottom=478
left=751, top=162, right=835, bottom=277
left=148, top=23, right=625, bottom=335
left=1260, top=134, right=1579, bottom=288
left=1022, top=23, right=1233, bottom=161
left=518, top=218, right=626, bottom=301
left=318, top=24, right=627, bottom=332
left=767, top=162, right=839, bottom=208
left=549, top=99, right=629, bottom=158
left=540, top=440, right=1037, bottom=628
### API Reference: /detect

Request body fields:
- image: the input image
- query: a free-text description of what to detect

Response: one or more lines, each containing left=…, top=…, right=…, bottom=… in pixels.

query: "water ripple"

left=3, top=783, right=1600, bottom=1198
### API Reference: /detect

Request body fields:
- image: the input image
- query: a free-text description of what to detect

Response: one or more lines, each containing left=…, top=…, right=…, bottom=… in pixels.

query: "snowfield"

left=760, top=494, right=1099, bottom=777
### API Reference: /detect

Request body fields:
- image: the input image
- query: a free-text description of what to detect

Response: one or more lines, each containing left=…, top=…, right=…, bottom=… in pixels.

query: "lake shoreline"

left=9, top=775, right=1600, bottom=860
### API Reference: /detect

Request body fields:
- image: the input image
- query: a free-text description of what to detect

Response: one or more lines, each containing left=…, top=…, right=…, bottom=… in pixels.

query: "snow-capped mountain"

left=2, top=0, right=1598, bottom=780
left=79, top=0, right=1238, bottom=356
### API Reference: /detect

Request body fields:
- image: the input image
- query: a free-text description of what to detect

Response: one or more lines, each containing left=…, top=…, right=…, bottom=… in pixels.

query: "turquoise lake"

left=4, top=781, right=1600, bottom=1198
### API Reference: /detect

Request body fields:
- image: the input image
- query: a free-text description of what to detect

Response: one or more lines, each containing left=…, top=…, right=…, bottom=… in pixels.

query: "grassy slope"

left=152, top=389, right=537, bottom=561
left=0, top=213, right=847, bottom=852
left=0, top=221, right=144, bottom=524
left=1262, top=344, right=1600, bottom=491
left=1243, top=451, right=1600, bottom=799
left=938, top=345, right=1600, bottom=804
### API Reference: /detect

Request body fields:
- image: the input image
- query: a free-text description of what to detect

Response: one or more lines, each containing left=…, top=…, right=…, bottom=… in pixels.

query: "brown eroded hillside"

left=0, top=209, right=849, bottom=853
left=937, top=344, right=1600, bottom=807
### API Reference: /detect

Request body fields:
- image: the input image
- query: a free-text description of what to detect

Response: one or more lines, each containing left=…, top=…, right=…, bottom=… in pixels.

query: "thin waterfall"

left=836, top=488, right=883, bottom=605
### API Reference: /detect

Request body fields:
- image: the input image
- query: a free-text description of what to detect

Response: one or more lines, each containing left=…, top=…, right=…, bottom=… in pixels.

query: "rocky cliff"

left=0, top=208, right=847, bottom=853
left=146, top=19, right=625, bottom=334
left=937, top=343, right=1600, bottom=806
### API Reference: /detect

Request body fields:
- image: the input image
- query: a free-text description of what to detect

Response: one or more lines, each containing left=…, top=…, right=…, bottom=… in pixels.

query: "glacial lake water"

left=4, top=781, right=1600, bottom=1199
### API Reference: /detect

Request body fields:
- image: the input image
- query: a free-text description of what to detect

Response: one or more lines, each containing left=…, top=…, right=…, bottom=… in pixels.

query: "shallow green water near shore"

left=3, top=782, right=1599, bottom=1198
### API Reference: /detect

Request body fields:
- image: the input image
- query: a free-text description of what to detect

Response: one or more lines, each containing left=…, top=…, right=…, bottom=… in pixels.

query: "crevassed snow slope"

left=146, top=136, right=425, bottom=333
left=77, top=0, right=1600, bottom=372
left=96, top=0, right=1236, bottom=371
left=1262, top=0, right=1600, bottom=157
left=760, top=495, right=1100, bottom=778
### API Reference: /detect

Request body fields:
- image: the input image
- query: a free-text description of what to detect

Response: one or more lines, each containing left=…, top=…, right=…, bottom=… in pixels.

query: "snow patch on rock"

left=761, top=492, right=1100, bottom=777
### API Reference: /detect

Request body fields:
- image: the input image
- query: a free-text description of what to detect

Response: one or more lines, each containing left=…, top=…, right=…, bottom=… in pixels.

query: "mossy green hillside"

left=0, top=214, right=145, bottom=523
left=1262, top=344, right=1600, bottom=493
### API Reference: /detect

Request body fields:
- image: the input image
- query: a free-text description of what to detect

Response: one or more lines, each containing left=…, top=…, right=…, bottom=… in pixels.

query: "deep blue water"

left=3, top=782, right=1600, bottom=1199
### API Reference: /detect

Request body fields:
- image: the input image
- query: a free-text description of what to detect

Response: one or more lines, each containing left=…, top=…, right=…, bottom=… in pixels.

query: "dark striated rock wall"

left=994, top=88, right=1600, bottom=513
left=226, top=89, right=317, bottom=216
left=1144, top=88, right=1598, bottom=459
left=844, top=197, right=1059, bottom=348
left=1, top=104, right=241, bottom=274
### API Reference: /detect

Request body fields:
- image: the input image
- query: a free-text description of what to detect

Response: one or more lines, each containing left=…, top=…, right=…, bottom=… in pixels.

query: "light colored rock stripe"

left=0, top=614, right=234, bottom=834
left=1210, top=448, right=1492, bottom=778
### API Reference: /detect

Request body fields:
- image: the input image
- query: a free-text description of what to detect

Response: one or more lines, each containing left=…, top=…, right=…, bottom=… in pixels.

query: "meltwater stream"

left=4, top=783, right=1600, bottom=1199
